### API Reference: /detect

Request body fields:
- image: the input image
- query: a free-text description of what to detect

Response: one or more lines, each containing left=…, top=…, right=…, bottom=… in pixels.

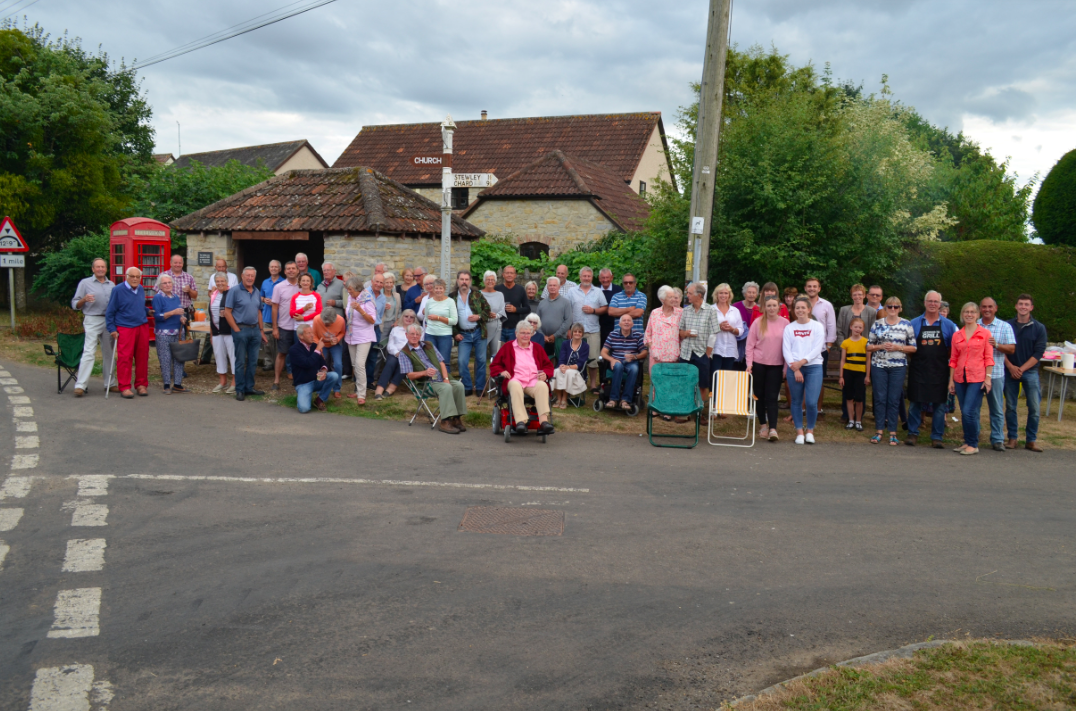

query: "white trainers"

left=212, top=384, right=224, bottom=393
left=805, top=433, right=815, bottom=445
left=795, top=434, right=805, bottom=445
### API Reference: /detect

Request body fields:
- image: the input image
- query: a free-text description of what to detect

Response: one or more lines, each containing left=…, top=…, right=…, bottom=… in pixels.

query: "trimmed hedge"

left=1033, top=148, right=1076, bottom=246
left=890, top=240, right=1076, bottom=340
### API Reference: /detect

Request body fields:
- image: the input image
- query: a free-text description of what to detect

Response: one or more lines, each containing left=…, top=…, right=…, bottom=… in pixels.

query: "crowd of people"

left=68, top=254, right=1048, bottom=451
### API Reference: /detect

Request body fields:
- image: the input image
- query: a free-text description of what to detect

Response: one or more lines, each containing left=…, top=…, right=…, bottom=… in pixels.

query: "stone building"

left=172, top=139, right=329, bottom=175
left=460, top=150, right=649, bottom=255
left=332, top=112, right=672, bottom=255
left=171, top=167, right=484, bottom=308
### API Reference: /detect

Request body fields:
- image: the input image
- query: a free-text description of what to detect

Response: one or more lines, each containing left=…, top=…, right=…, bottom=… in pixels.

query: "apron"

left=907, top=322, right=948, bottom=404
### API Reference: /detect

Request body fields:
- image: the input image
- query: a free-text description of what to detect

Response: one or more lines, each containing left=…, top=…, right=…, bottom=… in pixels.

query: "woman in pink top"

left=948, top=302, right=995, bottom=456
left=290, top=274, right=323, bottom=322
left=343, top=276, right=377, bottom=403
left=643, top=285, right=683, bottom=375
left=746, top=295, right=790, bottom=441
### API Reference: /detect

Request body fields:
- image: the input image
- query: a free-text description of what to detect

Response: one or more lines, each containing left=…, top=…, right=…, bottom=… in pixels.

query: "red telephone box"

left=109, top=217, right=171, bottom=330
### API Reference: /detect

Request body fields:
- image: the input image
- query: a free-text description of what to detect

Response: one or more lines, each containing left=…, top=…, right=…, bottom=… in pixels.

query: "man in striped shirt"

left=601, top=314, right=648, bottom=410
left=607, top=273, right=647, bottom=331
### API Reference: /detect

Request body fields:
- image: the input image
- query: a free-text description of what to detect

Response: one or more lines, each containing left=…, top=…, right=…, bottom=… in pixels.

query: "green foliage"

left=0, top=24, right=155, bottom=253
left=469, top=235, right=549, bottom=279
left=131, top=159, right=275, bottom=251
left=30, top=229, right=109, bottom=304
left=1033, top=148, right=1076, bottom=246
left=891, top=240, right=1076, bottom=339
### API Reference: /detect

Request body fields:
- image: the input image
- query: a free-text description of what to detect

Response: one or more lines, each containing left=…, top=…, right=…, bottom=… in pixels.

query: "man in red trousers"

left=105, top=267, right=151, bottom=398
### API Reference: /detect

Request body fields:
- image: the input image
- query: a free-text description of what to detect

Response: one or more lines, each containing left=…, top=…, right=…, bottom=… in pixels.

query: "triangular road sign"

left=0, top=217, right=29, bottom=253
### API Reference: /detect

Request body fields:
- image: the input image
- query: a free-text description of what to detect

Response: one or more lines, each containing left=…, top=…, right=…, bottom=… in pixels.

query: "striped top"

left=840, top=336, right=868, bottom=372
left=602, top=328, right=646, bottom=361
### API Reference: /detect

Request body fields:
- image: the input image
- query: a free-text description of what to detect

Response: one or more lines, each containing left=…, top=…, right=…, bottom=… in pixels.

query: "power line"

left=0, top=0, right=42, bottom=21
left=130, top=0, right=338, bottom=71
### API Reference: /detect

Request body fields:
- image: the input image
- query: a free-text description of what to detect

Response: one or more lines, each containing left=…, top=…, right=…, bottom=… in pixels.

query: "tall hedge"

left=890, top=241, right=1076, bottom=340
left=1033, top=148, right=1076, bottom=246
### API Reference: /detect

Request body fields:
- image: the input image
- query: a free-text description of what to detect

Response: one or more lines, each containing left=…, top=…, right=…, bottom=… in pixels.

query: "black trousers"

left=752, top=363, right=784, bottom=427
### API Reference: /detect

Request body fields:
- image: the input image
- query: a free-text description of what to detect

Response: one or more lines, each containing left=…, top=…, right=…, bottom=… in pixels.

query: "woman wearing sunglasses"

left=867, top=297, right=917, bottom=445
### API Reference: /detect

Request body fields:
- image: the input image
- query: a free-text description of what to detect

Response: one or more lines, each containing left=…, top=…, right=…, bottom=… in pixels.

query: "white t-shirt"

left=206, top=271, right=238, bottom=296
left=782, top=319, right=826, bottom=366
left=706, top=305, right=744, bottom=359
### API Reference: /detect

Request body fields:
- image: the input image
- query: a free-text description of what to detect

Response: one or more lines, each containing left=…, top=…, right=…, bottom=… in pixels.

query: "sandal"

left=606, top=400, right=616, bottom=409
left=661, top=415, right=673, bottom=422
left=356, top=398, right=366, bottom=405
left=374, top=394, right=384, bottom=401
left=620, top=401, right=631, bottom=411
left=889, top=435, right=899, bottom=446
left=870, top=434, right=882, bottom=444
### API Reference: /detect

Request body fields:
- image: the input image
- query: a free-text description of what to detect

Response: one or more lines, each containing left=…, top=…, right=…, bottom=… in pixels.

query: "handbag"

left=170, top=321, right=200, bottom=362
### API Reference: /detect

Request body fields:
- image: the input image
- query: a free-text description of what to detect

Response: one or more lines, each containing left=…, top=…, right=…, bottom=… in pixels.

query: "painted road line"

left=4, top=385, right=25, bottom=394
left=48, top=588, right=102, bottom=638
left=120, top=473, right=591, bottom=494
left=7, top=395, right=30, bottom=404
left=29, top=664, right=113, bottom=710
left=15, top=435, right=39, bottom=448
left=62, top=501, right=108, bottom=527
left=11, top=454, right=39, bottom=469
left=15, top=420, right=37, bottom=432
left=0, top=508, right=24, bottom=531
left=0, top=377, right=16, bottom=384
left=62, top=539, right=107, bottom=573
left=0, top=476, right=32, bottom=499
left=12, top=406, right=33, bottom=417
left=75, top=476, right=110, bottom=497
left=0, top=540, right=8, bottom=570
left=0, top=370, right=11, bottom=376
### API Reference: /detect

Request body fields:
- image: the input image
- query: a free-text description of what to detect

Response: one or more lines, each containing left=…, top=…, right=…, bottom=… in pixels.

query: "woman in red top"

left=948, top=302, right=995, bottom=456
left=289, top=274, right=323, bottom=322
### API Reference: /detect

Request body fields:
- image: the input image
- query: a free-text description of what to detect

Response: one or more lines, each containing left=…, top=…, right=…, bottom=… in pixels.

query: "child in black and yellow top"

left=839, top=317, right=868, bottom=431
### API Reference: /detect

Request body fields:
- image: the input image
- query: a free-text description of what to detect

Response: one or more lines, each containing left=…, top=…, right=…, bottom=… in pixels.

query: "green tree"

left=1033, top=148, right=1076, bottom=246
left=30, top=229, right=109, bottom=304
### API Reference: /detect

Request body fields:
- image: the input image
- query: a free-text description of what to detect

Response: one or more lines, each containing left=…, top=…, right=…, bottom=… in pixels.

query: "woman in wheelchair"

left=490, top=322, right=556, bottom=435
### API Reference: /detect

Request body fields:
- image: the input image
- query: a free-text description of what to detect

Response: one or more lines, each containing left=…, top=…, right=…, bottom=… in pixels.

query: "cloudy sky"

left=9, top=0, right=1074, bottom=187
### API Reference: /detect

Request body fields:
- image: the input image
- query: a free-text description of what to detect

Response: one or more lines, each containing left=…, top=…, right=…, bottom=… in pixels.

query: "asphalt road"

left=1, top=360, right=1074, bottom=710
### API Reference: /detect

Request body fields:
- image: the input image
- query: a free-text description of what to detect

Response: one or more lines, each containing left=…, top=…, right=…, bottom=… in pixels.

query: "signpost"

left=440, top=116, right=456, bottom=281
left=452, top=173, right=497, bottom=189
left=0, top=216, right=29, bottom=330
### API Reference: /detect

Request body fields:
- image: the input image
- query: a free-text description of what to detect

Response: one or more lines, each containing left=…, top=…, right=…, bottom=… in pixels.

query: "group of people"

left=69, top=255, right=1048, bottom=452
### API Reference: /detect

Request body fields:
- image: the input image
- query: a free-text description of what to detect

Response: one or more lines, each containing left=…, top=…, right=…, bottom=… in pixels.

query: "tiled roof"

left=171, top=167, right=484, bottom=238
left=462, top=150, right=650, bottom=233
left=153, top=153, right=174, bottom=165
left=172, top=140, right=328, bottom=172
left=333, top=112, right=666, bottom=186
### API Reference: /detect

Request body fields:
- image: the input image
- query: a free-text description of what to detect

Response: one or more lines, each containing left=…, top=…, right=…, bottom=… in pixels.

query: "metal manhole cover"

left=458, top=507, right=564, bottom=536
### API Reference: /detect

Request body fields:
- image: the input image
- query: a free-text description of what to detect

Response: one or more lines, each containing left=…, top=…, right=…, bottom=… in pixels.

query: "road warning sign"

left=0, top=217, right=28, bottom=252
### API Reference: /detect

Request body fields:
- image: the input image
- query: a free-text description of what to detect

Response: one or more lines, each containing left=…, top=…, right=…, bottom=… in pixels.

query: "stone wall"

left=464, top=199, right=616, bottom=254
left=184, top=231, right=234, bottom=308
left=323, top=233, right=472, bottom=281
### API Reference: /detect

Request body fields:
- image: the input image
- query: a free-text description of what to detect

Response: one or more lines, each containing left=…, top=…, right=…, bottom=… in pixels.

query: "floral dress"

left=644, top=306, right=683, bottom=372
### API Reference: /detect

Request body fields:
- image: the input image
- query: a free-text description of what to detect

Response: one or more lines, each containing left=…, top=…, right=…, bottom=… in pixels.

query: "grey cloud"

left=964, top=87, right=1038, bottom=122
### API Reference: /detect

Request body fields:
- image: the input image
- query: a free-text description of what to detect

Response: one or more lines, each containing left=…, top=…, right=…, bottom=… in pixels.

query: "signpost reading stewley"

left=0, top=216, right=29, bottom=330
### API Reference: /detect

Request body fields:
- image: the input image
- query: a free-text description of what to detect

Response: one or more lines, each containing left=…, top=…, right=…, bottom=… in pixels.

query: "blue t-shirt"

left=260, top=276, right=283, bottom=325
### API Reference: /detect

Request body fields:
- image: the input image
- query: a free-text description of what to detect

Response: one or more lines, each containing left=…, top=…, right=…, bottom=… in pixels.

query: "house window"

left=451, top=187, right=469, bottom=209
left=519, top=242, right=549, bottom=260
left=638, top=180, right=647, bottom=196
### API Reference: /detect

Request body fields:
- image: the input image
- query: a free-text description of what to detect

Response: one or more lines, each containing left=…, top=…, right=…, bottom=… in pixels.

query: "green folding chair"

left=43, top=332, right=85, bottom=394
left=405, top=377, right=441, bottom=429
left=646, top=362, right=704, bottom=448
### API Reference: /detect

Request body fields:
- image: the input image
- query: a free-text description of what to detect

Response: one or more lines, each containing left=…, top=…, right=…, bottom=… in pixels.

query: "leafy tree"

left=30, top=229, right=109, bottom=304
left=1033, top=148, right=1076, bottom=246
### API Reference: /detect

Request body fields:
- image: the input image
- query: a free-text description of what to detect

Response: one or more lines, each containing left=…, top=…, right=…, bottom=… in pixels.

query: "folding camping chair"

left=404, top=377, right=441, bottom=429
left=708, top=370, right=756, bottom=447
left=43, top=333, right=85, bottom=394
left=646, top=362, right=704, bottom=448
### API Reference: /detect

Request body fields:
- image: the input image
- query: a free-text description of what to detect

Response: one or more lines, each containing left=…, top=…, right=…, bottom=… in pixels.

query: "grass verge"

left=727, top=639, right=1076, bottom=710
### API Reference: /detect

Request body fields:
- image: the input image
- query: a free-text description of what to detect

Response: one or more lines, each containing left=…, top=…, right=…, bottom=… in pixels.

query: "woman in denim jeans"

left=781, top=296, right=826, bottom=445
left=949, top=302, right=995, bottom=455
left=867, top=297, right=917, bottom=445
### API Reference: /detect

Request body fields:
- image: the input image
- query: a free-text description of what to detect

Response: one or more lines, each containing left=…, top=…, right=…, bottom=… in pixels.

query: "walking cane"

left=104, top=335, right=118, bottom=398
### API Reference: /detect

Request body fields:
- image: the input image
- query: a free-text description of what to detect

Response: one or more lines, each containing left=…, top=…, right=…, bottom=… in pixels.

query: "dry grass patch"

left=729, top=639, right=1076, bottom=710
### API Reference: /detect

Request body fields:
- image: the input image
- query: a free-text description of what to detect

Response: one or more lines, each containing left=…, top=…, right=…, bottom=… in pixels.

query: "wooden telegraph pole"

left=684, top=0, right=732, bottom=294
left=440, top=115, right=456, bottom=281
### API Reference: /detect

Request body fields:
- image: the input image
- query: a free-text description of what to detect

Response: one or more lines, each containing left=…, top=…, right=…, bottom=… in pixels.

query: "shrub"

left=890, top=240, right=1076, bottom=339
left=1033, top=148, right=1076, bottom=246
left=31, top=230, right=111, bottom=305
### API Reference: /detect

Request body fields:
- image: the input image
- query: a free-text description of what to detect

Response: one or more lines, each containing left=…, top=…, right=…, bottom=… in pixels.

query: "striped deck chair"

left=707, top=370, right=756, bottom=447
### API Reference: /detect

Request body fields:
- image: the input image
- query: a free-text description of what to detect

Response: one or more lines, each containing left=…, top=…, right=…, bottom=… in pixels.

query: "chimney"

left=481, top=110, right=488, bottom=120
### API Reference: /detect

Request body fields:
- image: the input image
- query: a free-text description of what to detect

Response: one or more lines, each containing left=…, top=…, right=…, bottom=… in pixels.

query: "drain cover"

left=458, top=507, right=564, bottom=536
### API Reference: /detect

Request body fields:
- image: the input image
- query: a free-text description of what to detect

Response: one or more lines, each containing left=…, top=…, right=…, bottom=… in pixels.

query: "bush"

left=469, top=235, right=549, bottom=281
left=31, top=230, right=111, bottom=305
left=890, top=240, right=1076, bottom=339
left=1033, top=148, right=1076, bottom=246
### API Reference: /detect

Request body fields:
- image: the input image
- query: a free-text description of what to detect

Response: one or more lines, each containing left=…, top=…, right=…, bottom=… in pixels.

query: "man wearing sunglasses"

left=607, top=273, right=647, bottom=332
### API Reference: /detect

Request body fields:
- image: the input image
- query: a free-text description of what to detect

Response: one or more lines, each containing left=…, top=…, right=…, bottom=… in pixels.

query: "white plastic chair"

left=707, top=370, right=756, bottom=447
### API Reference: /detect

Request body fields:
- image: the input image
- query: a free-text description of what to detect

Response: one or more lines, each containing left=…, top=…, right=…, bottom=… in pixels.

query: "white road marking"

left=75, top=476, right=110, bottom=497
left=0, top=377, right=16, bottom=384
left=15, top=435, right=39, bottom=449
left=28, top=664, right=111, bottom=710
left=62, top=539, right=107, bottom=572
left=7, top=395, right=30, bottom=404
left=0, top=370, right=10, bottom=376
left=48, top=588, right=102, bottom=638
left=16, top=420, right=37, bottom=432
left=0, top=540, right=8, bottom=570
left=4, top=385, right=24, bottom=394
left=120, top=473, right=591, bottom=493
left=12, top=454, right=39, bottom=469
left=12, top=406, right=33, bottom=417
left=62, top=501, right=109, bottom=527
left=0, top=508, right=24, bottom=531
left=0, top=476, right=32, bottom=499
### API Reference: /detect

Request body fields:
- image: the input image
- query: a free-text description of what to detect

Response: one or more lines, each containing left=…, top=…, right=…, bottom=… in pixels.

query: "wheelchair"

left=592, top=357, right=645, bottom=417
left=491, top=378, right=553, bottom=444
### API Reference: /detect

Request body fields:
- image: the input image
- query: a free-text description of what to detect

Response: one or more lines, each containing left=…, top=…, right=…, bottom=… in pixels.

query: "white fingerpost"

left=440, top=115, right=456, bottom=281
